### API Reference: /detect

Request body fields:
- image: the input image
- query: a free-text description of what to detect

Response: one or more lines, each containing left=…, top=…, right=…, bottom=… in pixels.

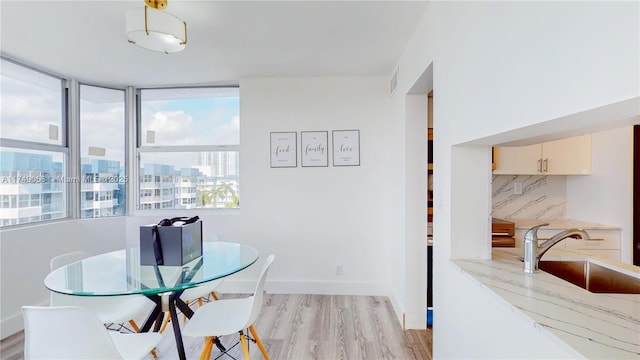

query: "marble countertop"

left=453, top=248, right=640, bottom=359
left=502, top=218, right=623, bottom=230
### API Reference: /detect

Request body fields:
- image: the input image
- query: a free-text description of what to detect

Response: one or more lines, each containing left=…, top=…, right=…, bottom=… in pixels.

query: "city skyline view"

left=1, top=59, right=240, bottom=227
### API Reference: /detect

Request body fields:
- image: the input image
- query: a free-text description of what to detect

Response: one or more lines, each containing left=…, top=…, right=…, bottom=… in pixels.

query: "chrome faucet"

left=523, top=223, right=590, bottom=273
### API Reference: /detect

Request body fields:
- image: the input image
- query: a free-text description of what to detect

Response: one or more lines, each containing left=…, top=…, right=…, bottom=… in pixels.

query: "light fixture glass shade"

left=126, top=6, right=186, bottom=54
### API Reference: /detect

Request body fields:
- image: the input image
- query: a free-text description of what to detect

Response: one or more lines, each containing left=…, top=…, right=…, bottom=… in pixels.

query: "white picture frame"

left=332, top=130, right=360, bottom=166
left=301, top=131, right=328, bottom=167
left=270, top=132, right=297, bottom=168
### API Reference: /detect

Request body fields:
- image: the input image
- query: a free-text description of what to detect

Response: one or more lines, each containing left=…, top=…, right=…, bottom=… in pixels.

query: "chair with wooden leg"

left=158, top=277, right=224, bottom=333
left=182, top=254, right=275, bottom=360
left=159, top=235, right=225, bottom=333
left=50, top=251, right=157, bottom=358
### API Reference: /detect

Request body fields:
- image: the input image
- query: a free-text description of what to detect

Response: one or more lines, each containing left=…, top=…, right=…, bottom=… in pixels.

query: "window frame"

left=78, top=83, right=127, bottom=219
left=134, top=86, right=240, bottom=213
left=0, top=57, right=241, bottom=227
left=0, top=56, right=71, bottom=228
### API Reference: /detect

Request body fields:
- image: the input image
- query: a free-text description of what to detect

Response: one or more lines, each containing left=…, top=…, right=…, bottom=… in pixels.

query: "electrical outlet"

left=336, top=265, right=344, bottom=276
left=514, top=182, right=523, bottom=195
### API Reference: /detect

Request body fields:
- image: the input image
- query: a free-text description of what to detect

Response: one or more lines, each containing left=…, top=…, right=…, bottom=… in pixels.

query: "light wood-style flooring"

left=1, top=294, right=432, bottom=360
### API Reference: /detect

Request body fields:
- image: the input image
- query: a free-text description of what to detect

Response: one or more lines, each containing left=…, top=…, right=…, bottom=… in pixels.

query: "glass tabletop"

left=44, top=242, right=259, bottom=296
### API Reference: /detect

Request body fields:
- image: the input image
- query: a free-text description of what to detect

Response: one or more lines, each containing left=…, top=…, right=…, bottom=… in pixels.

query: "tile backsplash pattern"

left=492, top=175, right=566, bottom=219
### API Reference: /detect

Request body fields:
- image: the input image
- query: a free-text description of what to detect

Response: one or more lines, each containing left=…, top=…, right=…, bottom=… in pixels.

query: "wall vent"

left=390, top=67, right=399, bottom=96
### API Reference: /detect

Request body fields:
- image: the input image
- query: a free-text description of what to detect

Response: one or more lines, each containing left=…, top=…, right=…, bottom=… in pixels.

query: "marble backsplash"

left=491, top=175, right=566, bottom=219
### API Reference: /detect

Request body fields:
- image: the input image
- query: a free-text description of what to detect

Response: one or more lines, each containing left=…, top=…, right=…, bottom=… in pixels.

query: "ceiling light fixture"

left=126, top=0, right=187, bottom=54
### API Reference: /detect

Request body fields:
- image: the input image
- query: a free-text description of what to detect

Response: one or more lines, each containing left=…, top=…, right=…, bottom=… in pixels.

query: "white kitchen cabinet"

left=514, top=227, right=621, bottom=261
left=493, top=134, right=591, bottom=175
left=562, top=229, right=621, bottom=261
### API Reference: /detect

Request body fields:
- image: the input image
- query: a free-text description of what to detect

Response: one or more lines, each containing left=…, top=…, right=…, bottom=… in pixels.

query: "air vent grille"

left=390, top=67, right=398, bottom=95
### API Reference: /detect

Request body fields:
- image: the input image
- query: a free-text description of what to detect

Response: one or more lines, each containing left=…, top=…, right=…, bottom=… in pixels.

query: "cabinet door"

left=562, top=228, right=620, bottom=261
left=541, top=134, right=591, bottom=175
left=563, top=229, right=620, bottom=251
left=493, top=144, right=541, bottom=175
left=515, top=228, right=621, bottom=261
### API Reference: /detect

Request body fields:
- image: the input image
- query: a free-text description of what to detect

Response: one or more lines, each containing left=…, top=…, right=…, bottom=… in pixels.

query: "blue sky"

left=141, top=91, right=240, bottom=147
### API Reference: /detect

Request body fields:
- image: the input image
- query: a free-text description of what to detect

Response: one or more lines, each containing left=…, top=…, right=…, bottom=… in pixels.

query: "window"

left=0, top=59, right=64, bottom=145
left=1, top=195, right=15, bottom=208
left=138, top=87, right=240, bottom=209
left=0, top=58, right=68, bottom=228
left=30, top=194, right=40, bottom=207
left=80, top=85, right=126, bottom=218
left=19, top=194, right=29, bottom=208
left=0, top=148, right=67, bottom=225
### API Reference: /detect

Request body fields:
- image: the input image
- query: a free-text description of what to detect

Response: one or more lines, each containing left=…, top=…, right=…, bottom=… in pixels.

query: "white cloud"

left=143, top=108, right=239, bottom=146
left=80, top=103, right=125, bottom=161
left=206, top=115, right=240, bottom=145
left=143, top=110, right=197, bottom=145
left=0, top=94, right=61, bottom=143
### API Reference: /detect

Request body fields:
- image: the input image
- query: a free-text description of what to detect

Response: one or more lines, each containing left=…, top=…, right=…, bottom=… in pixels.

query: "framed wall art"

left=301, top=131, right=328, bottom=167
left=270, top=132, right=297, bottom=168
left=332, top=130, right=360, bottom=166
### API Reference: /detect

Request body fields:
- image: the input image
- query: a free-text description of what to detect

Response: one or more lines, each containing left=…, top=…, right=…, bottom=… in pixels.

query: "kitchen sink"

left=538, top=259, right=640, bottom=294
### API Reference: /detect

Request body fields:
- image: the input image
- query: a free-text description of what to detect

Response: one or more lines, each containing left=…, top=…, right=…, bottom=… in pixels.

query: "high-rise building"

left=0, top=152, right=131, bottom=225
left=80, top=159, right=125, bottom=218
left=139, top=164, right=177, bottom=210
left=199, top=151, right=239, bottom=177
left=0, top=151, right=65, bottom=226
left=1, top=151, right=238, bottom=226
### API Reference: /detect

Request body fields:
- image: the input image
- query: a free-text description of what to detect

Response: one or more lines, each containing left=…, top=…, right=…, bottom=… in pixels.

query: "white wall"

left=402, top=95, right=428, bottom=328
left=1, top=76, right=401, bottom=338
left=394, top=1, right=639, bottom=358
left=235, top=77, right=396, bottom=295
left=567, top=126, right=633, bottom=263
left=0, top=217, right=127, bottom=337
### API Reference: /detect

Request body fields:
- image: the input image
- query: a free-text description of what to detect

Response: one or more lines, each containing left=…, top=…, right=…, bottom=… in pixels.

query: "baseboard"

left=218, top=279, right=391, bottom=296
left=388, top=290, right=405, bottom=328
left=1, top=299, right=50, bottom=340
left=0, top=311, right=23, bottom=340
left=404, top=310, right=427, bottom=330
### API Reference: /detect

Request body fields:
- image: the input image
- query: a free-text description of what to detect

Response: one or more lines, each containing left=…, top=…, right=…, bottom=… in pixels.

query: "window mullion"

left=67, top=79, right=81, bottom=219
left=126, top=86, right=137, bottom=216
left=138, top=145, right=240, bottom=153
left=0, top=139, right=69, bottom=153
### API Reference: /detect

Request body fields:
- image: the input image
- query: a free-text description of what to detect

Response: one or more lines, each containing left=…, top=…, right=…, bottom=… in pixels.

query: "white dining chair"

left=182, top=254, right=275, bottom=360
left=182, top=234, right=226, bottom=306
left=159, top=277, right=224, bottom=333
left=22, top=305, right=162, bottom=360
left=159, top=235, right=225, bottom=333
left=50, top=251, right=155, bottom=333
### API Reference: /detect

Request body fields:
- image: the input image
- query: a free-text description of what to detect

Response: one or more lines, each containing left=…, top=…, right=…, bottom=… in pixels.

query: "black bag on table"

left=140, top=216, right=202, bottom=266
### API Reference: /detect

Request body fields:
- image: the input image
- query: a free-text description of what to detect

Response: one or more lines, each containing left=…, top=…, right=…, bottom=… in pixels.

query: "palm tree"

left=196, top=188, right=213, bottom=207
left=208, top=182, right=238, bottom=208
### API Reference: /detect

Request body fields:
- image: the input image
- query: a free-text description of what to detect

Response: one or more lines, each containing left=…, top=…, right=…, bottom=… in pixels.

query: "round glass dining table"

left=44, top=242, right=259, bottom=360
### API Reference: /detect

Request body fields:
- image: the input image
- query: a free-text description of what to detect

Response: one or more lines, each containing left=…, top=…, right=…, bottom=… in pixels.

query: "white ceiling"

left=0, top=0, right=428, bottom=88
